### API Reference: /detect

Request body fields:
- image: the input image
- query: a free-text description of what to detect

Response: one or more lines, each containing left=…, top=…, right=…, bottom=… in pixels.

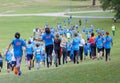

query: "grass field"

left=66, top=11, right=115, bottom=17
left=0, top=0, right=120, bottom=83
left=0, top=0, right=101, bottom=14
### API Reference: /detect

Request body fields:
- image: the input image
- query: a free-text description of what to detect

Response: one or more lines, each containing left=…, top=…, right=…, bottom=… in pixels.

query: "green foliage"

left=99, top=0, right=120, bottom=19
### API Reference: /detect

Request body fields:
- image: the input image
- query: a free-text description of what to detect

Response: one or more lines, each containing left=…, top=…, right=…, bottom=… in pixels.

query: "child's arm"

left=5, top=43, right=12, bottom=56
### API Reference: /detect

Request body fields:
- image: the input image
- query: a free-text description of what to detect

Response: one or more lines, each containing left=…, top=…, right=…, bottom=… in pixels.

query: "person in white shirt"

left=79, top=35, right=85, bottom=62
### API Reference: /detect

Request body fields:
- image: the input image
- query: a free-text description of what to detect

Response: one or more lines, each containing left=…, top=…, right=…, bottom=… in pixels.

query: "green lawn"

left=66, top=12, right=115, bottom=17
left=0, top=16, right=120, bottom=83
left=0, top=0, right=101, bottom=14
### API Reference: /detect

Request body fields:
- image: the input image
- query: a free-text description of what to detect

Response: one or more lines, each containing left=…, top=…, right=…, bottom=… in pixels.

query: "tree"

left=99, top=0, right=120, bottom=19
left=92, top=0, right=96, bottom=6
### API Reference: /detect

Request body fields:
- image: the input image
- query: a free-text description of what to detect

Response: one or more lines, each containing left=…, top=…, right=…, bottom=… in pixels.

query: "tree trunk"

left=92, top=0, right=96, bottom=6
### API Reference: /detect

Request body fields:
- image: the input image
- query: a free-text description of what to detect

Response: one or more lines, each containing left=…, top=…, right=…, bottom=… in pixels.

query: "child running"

left=6, top=32, right=26, bottom=76
left=72, top=33, right=80, bottom=64
left=5, top=49, right=12, bottom=73
left=26, top=40, right=34, bottom=70
left=54, top=33, right=61, bottom=67
left=95, top=33, right=104, bottom=60
left=34, top=42, right=42, bottom=70
left=104, top=32, right=113, bottom=61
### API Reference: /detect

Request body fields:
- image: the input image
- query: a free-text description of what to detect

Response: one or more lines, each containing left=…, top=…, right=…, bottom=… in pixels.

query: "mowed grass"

left=66, top=12, right=115, bottom=17
left=0, top=0, right=101, bottom=14
left=0, top=16, right=120, bottom=83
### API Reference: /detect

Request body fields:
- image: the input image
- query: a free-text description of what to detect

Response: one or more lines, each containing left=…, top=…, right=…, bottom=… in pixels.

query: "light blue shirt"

left=95, top=36, right=104, bottom=49
left=104, top=36, right=113, bottom=49
left=11, top=38, right=26, bottom=57
left=6, top=50, right=12, bottom=62
left=42, top=33, right=54, bottom=46
left=26, top=44, right=33, bottom=55
left=72, top=37, right=80, bottom=51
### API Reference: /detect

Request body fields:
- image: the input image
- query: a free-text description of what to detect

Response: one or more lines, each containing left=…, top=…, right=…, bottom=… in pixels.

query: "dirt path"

left=0, top=10, right=113, bottom=18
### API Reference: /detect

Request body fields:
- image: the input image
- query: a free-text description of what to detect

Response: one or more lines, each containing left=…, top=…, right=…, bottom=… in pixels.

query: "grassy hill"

left=0, top=0, right=120, bottom=83
left=0, top=0, right=101, bottom=14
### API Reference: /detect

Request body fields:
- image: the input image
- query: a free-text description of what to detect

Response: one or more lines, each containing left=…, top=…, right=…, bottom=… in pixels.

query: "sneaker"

left=109, top=58, right=111, bottom=61
left=28, top=66, right=31, bottom=70
left=14, top=67, right=18, bottom=75
left=55, top=63, right=58, bottom=67
left=18, top=71, right=22, bottom=76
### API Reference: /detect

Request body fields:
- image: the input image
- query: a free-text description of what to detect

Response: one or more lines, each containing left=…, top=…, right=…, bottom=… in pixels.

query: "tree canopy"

left=99, top=0, right=120, bottom=19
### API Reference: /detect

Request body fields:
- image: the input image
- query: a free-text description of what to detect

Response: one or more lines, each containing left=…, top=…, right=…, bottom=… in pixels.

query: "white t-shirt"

left=79, top=38, right=85, bottom=47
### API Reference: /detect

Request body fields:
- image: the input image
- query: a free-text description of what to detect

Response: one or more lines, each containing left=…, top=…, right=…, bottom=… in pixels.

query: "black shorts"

left=12, top=61, right=16, bottom=67
left=97, top=48, right=102, bottom=53
left=0, top=62, right=3, bottom=68
left=7, top=62, right=12, bottom=69
left=84, top=53, right=88, bottom=56
left=27, top=54, right=33, bottom=61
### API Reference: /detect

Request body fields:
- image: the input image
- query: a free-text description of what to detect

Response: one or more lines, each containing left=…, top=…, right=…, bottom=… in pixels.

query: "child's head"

left=74, top=32, right=78, bottom=37
left=91, top=32, right=94, bottom=37
left=56, top=33, right=59, bottom=38
left=28, top=40, right=32, bottom=44
left=45, top=27, right=51, bottom=34
left=106, top=32, right=109, bottom=36
left=15, top=32, right=20, bottom=39
left=36, top=43, right=40, bottom=47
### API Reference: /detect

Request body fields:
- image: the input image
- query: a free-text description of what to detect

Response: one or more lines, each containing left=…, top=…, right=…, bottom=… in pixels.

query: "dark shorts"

left=84, top=53, right=88, bottom=56
left=7, top=62, right=12, bottom=69
left=97, top=48, right=102, bottom=53
left=12, top=61, right=16, bottom=67
left=0, top=62, right=3, bottom=68
left=27, top=54, right=33, bottom=61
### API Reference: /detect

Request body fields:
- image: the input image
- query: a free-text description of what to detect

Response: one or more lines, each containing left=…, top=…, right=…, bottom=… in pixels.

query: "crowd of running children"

left=0, top=17, right=113, bottom=76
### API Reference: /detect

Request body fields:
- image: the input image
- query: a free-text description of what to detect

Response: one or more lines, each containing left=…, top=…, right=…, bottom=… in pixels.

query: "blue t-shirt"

left=82, top=27, right=85, bottom=32
left=87, top=42, right=91, bottom=52
left=26, top=44, right=33, bottom=55
left=85, top=29, right=89, bottom=35
left=6, top=50, right=12, bottom=62
left=66, top=42, right=71, bottom=51
left=101, top=30, right=105, bottom=35
left=75, top=24, right=79, bottom=29
left=84, top=44, right=88, bottom=54
left=58, top=24, right=62, bottom=30
left=59, top=30, right=63, bottom=35
left=89, top=26, right=94, bottom=32
left=34, top=47, right=42, bottom=61
left=63, top=19, right=66, bottom=23
left=96, top=28, right=100, bottom=33
left=0, top=56, right=4, bottom=62
left=95, top=36, right=104, bottom=49
left=70, top=47, right=74, bottom=57
left=72, top=37, right=80, bottom=51
left=11, top=38, right=26, bottom=57
left=68, top=19, right=70, bottom=24
left=104, top=36, right=113, bottom=49
left=42, top=33, right=54, bottom=46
